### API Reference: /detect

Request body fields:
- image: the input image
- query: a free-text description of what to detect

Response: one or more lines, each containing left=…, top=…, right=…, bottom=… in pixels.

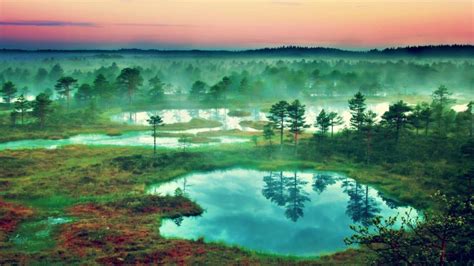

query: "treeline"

left=2, top=44, right=473, bottom=57
left=0, top=57, right=472, bottom=103
left=260, top=87, right=474, bottom=264
left=261, top=86, right=473, bottom=187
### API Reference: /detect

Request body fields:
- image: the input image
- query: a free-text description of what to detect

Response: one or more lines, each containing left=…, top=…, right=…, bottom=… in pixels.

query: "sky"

left=0, top=0, right=472, bottom=50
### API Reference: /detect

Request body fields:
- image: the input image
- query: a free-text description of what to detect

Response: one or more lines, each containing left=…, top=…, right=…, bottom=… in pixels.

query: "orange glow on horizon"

left=0, top=0, right=472, bottom=48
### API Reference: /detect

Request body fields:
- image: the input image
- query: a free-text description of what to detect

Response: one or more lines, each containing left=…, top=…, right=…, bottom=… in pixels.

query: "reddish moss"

left=0, top=200, right=34, bottom=233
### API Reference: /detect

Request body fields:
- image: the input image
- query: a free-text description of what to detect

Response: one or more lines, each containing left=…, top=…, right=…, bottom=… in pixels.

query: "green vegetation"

left=227, top=110, right=251, bottom=117
left=161, top=118, right=221, bottom=131
left=0, top=53, right=472, bottom=264
left=239, top=120, right=266, bottom=130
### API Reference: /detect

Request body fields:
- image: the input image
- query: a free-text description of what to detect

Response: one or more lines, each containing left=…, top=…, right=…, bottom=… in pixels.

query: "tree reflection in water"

left=262, top=171, right=382, bottom=225
left=312, top=173, right=336, bottom=194
left=262, top=171, right=310, bottom=222
left=172, top=177, right=190, bottom=227
left=342, top=179, right=381, bottom=226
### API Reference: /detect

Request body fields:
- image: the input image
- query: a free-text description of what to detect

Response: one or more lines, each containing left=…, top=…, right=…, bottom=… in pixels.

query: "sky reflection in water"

left=147, top=169, right=417, bottom=256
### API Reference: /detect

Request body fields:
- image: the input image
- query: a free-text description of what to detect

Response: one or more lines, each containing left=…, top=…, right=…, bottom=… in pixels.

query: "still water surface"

left=0, top=131, right=248, bottom=150
left=148, top=169, right=417, bottom=256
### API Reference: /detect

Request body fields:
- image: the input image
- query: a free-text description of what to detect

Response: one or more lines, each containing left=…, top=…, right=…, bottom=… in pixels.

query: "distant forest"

left=1, top=45, right=473, bottom=58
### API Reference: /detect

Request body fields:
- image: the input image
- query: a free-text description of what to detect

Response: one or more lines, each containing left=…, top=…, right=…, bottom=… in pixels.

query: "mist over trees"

left=0, top=52, right=472, bottom=108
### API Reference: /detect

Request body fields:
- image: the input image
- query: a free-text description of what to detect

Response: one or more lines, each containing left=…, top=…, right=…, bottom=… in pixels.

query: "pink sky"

left=0, top=0, right=472, bottom=49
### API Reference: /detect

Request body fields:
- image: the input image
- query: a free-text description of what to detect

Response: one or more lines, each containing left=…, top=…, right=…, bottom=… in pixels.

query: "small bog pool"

left=147, top=169, right=418, bottom=257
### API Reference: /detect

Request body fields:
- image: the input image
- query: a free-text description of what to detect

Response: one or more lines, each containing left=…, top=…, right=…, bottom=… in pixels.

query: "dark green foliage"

left=1, top=81, right=17, bottom=104
left=348, top=92, right=366, bottom=132
left=363, top=111, right=377, bottom=164
left=55, top=76, right=78, bottom=109
left=267, top=100, right=289, bottom=146
left=263, top=123, right=275, bottom=145
left=431, top=85, right=456, bottom=135
left=189, top=80, right=207, bottom=100
left=408, top=103, right=424, bottom=135
left=13, top=94, right=30, bottom=125
left=75, top=83, right=94, bottom=104
left=147, top=115, right=164, bottom=156
left=34, top=68, right=48, bottom=84
left=287, top=99, right=308, bottom=146
left=148, top=75, right=164, bottom=101
left=328, top=111, right=344, bottom=137
left=116, top=68, right=143, bottom=105
left=315, top=109, right=330, bottom=136
left=209, top=76, right=231, bottom=100
left=93, top=74, right=113, bottom=105
left=49, top=64, right=64, bottom=81
left=345, top=194, right=474, bottom=265
left=31, top=93, right=52, bottom=129
left=381, top=100, right=412, bottom=142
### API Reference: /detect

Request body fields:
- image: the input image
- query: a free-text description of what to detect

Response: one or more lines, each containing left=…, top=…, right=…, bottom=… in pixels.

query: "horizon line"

left=0, top=44, right=473, bottom=53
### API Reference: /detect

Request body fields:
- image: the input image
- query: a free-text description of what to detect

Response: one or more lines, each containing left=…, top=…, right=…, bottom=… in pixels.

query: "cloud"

left=114, top=23, right=194, bottom=28
left=0, top=20, right=97, bottom=27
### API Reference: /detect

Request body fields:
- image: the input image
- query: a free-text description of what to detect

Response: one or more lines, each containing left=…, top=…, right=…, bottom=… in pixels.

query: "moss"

left=227, top=110, right=251, bottom=117
left=161, top=118, right=222, bottom=131
left=179, top=136, right=221, bottom=144
left=239, top=120, right=267, bottom=130
left=0, top=144, right=455, bottom=264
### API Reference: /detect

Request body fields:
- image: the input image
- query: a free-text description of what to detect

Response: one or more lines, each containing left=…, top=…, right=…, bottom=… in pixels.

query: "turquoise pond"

left=147, top=169, right=418, bottom=257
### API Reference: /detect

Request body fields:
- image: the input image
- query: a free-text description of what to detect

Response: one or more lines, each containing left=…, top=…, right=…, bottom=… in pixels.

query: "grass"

left=227, top=110, right=251, bottom=117
left=161, top=118, right=222, bottom=131
left=0, top=123, right=147, bottom=143
left=240, top=120, right=267, bottom=130
left=0, top=141, right=456, bottom=264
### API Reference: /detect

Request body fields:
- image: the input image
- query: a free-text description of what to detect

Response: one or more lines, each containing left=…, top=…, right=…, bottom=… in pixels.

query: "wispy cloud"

left=0, top=20, right=97, bottom=27
left=114, top=23, right=194, bottom=28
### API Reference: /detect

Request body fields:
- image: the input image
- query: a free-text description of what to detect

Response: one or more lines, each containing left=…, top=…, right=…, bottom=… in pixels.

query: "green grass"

left=0, top=142, right=458, bottom=264
left=161, top=118, right=222, bottom=131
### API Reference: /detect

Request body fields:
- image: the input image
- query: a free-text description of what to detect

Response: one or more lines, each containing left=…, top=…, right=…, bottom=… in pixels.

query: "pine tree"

left=148, top=75, right=164, bottom=101
left=55, top=76, right=78, bottom=110
left=117, top=68, right=143, bottom=106
left=263, top=123, right=275, bottom=146
left=381, top=100, right=412, bottom=143
left=328, top=111, right=344, bottom=137
left=147, top=115, right=164, bottom=156
left=363, top=111, right=377, bottom=165
left=267, top=100, right=290, bottom=147
left=287, top=100, right=308, bottom=149
left=409, top=103, right=424, bottom=135
left=1, top=81, right=17, bottom=104
left=94, top=74, right=113, bottom=105
left=32, top=93, right=52, bottom=129
left=316, top=109, right=331, bottom=136
left=418, top=102, right=433, bottom=136
left=431, top=85, right=455, bottom=134
left=13, top=94, right=30, bottom=125
left=348, top=92, right=366, bottom=132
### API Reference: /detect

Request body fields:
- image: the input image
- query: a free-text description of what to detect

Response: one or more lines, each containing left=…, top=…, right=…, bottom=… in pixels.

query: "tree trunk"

left=280, top=119, right=284, bottom=149
left=153, top=125, right=156, bottom=156
left=439, top=237, right=446, bottom=266
left=66, top=88, right=70, bottom=111
left=128, top=84, right=133, bottom=106
left=366, top=130, right=371, bottom=165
